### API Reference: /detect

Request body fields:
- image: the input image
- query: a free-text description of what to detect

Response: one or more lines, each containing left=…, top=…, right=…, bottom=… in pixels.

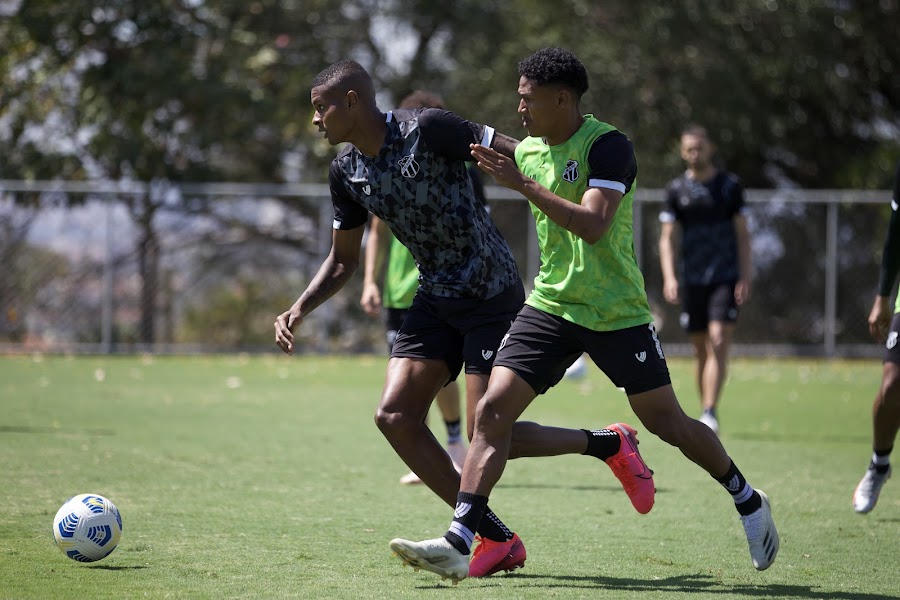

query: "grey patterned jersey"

left=329, top=108, right=520, bottom=299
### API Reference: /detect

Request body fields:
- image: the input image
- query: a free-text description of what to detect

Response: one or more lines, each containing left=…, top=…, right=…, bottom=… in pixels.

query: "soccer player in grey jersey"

left=274, top=60, right=653, bottom=577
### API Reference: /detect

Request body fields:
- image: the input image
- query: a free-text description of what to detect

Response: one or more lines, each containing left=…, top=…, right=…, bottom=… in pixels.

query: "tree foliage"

left=2, top=0, right=896, bottom=187
left=1, top=0, right=898, bottom=349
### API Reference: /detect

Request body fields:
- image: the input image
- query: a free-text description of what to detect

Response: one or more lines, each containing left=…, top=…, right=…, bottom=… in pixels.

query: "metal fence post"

left=101, top=195, right=113, bottom=354
left=824, top=201, right=838, bottom=357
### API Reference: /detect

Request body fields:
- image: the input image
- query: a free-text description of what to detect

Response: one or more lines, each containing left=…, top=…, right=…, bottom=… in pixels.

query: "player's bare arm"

left=869, top=295, right=893, bottom=343
left=471, top=143, right=622, bottom=245
left=659, top=221, right=680, bottom=305
left=734, top=213, right=752, bottom=305
left=360, top=216, right=389, bottom=317
left=275, top=226, right=364, bottom=354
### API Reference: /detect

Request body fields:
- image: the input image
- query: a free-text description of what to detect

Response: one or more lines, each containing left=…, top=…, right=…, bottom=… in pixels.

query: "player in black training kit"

left=853, top=160, right=900, bottom=513
left=659, top=125, right=752, bottom=435
left=273, top=60, right=651, bottom=577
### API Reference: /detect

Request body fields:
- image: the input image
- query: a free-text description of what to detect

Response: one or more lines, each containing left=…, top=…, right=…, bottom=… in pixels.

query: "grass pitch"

left=0, top=354, right=897, bottom=599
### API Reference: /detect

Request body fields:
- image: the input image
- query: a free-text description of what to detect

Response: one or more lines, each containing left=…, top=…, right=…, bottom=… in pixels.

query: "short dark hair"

left=518, top=48, right=589, bottom=98
left=681, top=124, right=710, bottom=141
left=399, top=90, right=445, bottom=110
left=311, top=60, right=370, bottom=90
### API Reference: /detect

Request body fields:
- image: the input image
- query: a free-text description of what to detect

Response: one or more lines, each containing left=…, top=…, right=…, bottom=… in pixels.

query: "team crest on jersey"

left=888, top=331, right=898, bottom=350
left=563, top=159, right=579, bottom=183
left=362, top=184, right=371, bottom=195
left=398, top=154, right=420, bottom=178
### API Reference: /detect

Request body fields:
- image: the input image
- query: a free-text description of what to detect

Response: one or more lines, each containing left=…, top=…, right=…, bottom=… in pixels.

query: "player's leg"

left=699, top=282, right=739, bottom=433
left=588, top=322, right=776, bottom=570
left=434, top=380, right=466, bottom=471
left=684, top=284, right=720, bottom=433
left=385, top=308, right=433, bottom=485
left=391, top=308, right=653, bottom=581
left=702, top=320, right=733, bottom=421
left=629, top=385, right=777, bottom=569
left=854, top=314, right=900, bottom=512
left=376, top=356, right=463, bottom=504
left=390, top=286, right=525, bottom=582
left=390, top=366, right=534, bottom=582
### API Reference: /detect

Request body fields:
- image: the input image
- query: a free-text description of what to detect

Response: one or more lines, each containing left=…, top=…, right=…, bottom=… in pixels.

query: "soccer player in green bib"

left=391, top=48, right=779, bottom=582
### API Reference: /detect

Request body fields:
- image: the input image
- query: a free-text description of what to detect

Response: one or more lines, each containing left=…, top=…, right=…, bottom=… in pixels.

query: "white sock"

left=873, top=452, right=891, bottom=467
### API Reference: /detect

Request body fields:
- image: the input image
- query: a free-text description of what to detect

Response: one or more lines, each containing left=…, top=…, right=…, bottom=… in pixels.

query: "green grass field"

left=1, top=354, right=898, bottom=600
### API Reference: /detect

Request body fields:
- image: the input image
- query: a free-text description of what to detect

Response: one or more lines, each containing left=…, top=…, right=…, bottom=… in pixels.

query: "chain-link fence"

left=0, top=180, right=890, bottom=357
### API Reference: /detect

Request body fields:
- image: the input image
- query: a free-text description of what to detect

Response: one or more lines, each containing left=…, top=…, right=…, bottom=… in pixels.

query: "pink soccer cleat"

left=604, top=423, right=655, bottom=514
left=468, top=533, right=526, bottom=577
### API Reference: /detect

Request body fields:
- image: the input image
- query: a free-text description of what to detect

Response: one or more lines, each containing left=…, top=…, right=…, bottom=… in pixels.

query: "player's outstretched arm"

left=275, top=226, right=365, bottom=354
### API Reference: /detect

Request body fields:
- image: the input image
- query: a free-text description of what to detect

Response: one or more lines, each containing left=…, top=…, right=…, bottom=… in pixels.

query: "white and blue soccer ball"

left=52, top=494, right=122, bottom=562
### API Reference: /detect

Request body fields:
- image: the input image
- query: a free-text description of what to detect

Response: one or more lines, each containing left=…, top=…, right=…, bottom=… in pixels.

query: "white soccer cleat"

left=740, top=489, right=779, bottom=571
left=446, top=441, right=467, bottom=473
left=390, top=536, right=469, bottom=583
left=699, top=410, right=720, bottom=435
left=853, top=465, right=892, bottom=514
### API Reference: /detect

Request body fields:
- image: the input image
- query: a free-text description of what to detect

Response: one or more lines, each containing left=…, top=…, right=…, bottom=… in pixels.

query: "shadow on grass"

left=439, top=572, right=895, bottom=599
left=86, top=565, right=149, bottom=570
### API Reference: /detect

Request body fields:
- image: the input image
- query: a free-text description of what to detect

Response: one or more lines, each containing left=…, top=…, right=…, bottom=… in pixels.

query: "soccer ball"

left=52, top=494, right=123, bottom=562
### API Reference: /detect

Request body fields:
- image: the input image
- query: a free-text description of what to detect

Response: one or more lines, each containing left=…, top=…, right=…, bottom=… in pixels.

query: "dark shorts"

left=884, top=313, right=900, bottom=364
left=493, top=305, right=671, bottom=396
left=680, top=281, right=738, bottom=332
left=391, top=282, right=525, bottom=382
left=384, top=307, right=408, bottom=351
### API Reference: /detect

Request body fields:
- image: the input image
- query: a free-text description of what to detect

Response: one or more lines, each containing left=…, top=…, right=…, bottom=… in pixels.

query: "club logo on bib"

left=563, top=159, right=579, bottom=183
left=398, top=154, right=419, bottom=178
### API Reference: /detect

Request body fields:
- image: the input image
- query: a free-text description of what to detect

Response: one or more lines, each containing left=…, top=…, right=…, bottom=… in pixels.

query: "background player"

left=853, top=159, right=900, bottom=513
left=658, top=125, right=753, bottom=434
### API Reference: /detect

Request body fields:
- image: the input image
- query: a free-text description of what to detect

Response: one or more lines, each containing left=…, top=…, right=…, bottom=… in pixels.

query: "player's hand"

left=663, top=278, right=679, bottom=305
left=868, top=295, right=892, bottom=343
left=274, top=307, right=302, bottom=355
left=360, top=282, right=382, bottom=317
left=735, top=279, right=751, bottom=306
left=470, top=144, right=526, bottom=191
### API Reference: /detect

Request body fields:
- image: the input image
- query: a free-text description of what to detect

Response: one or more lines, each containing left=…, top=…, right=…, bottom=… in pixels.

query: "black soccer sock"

left=715, top=460, right=762, bottom=516
left=476, top=508, right=514, bottom=543
left=582, top=428, right=621, bottom=461
left=872, top=446, right=893, bottom=474
left=445, top=419, right=462, bottom=445
left=444, top=492, right=488, bottom=555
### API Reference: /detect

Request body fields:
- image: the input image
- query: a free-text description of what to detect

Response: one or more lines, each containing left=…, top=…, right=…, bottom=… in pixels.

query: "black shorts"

left=884, top=313, right=900, bottom=364
left=493, top=305, right=671, bottom=396
left=391, top=282, right=524, bottom=382
left=680, top=281, right=738, bottom=332
left=384, top=307, right=408, bottom=351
